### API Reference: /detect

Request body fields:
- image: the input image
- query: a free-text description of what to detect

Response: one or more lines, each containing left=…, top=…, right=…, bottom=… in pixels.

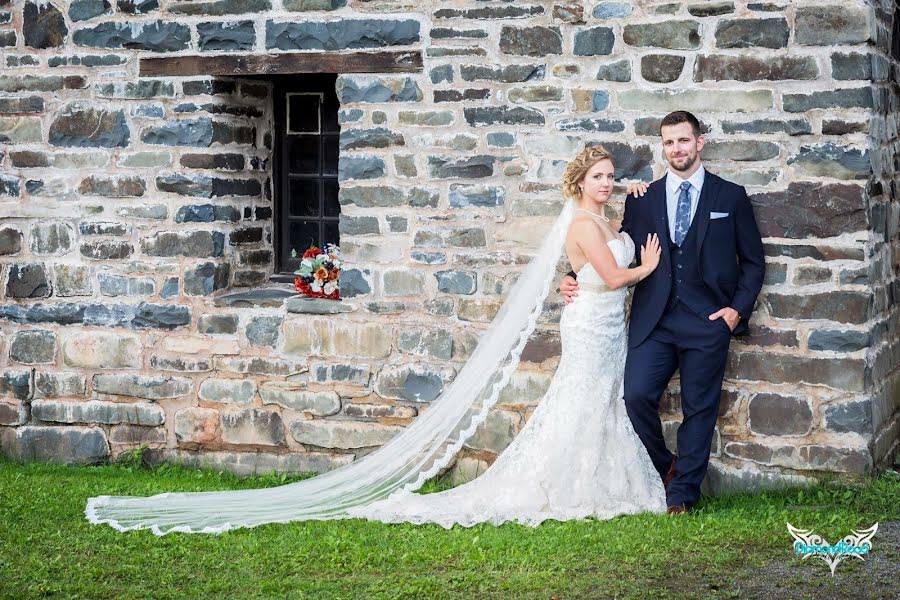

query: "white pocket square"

left=710, top=212, right=729, bottom=219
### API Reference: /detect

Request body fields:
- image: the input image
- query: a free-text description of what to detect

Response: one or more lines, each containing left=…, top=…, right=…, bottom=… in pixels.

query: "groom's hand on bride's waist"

left=709, top=307, right=741, bottom=332
left=561, top=275, right=579, bottom=304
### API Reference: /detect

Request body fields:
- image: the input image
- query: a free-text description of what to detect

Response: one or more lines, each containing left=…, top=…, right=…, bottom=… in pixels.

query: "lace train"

left=350, top=234, right=667, bottom=527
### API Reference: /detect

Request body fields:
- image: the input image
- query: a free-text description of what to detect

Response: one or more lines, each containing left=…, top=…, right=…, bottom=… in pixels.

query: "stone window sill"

left=214, top=288, right=354, bottom=315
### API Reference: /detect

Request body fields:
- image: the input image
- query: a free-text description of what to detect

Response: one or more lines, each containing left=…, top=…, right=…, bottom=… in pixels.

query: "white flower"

left=323, top=281, right=337, bottom=295
left=310, top=282, right=322, bottom=293
left=301, top=258, right=313, bottom=268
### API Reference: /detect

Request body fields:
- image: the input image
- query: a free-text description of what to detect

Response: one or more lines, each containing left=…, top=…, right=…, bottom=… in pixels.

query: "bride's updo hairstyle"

left=562, top=145, right=614, bottom=201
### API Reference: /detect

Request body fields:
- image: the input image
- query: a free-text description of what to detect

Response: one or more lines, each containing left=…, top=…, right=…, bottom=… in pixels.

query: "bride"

left=87, top=146, right=666, bottom=534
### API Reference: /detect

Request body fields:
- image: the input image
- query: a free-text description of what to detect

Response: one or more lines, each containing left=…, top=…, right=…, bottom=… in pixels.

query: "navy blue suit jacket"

left=621, top=172, right=765, bottom=348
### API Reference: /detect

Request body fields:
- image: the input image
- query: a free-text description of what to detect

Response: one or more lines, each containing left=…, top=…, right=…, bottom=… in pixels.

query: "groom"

left=561, top=111, right=765, bottom=514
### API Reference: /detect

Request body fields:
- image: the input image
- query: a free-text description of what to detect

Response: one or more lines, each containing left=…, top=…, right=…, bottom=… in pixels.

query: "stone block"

left=593, top=2, right=632, bottom=19
left=197, top=20, right=255, bottom=52
left=727, top=351, right=865, bottom=392
left=340, top=127, right=404, bottom=150
left=10, top=330, right=56, bottom=364
left=313, top=363, right=370, bottom=386
left=795, top=6, right=871, bottom=45
left=824, top=399, right=871, bottom=435
left=764, top=291, right=870, bottom=324
left=642, top=54, right=685, bottom=83
left=93, top=373, right=192, bottom=400
left=33, top=399, right=164, bottom=426
left=808, top=330, right=869, bottom=353
left=427, top=155, right=496, bottom=179
left=715, top=18, right=788, bottom=48
left=343, top=401, right=416, bottom=419
left=198, top=314, right=238, bottom=335
left=721, top=119, right=811, bottom=136
left=748, top=393, right=812, bottom=436
left=0, top=227, right=23, bottom=255
left=0, top=117, right=41, bottom=144
left=267, top=19, right=419, bottom=51
left=573, top=26, right=615, bottom=55
left=338, top=156, right=385, bottom=181
left=140, top=231, right=225, bottom=258
left=3, top=426, right=108, bottom=464
left=458, top=298, right=503, bottom=322
left=335, top=76, right=421, bottom=103
left=695, top=55, right=818, bottom=81
left=0, top=401, right=28, bottom=426
left=434, top=270, right=477, bottom=294
left=787, top=144, right=870, bottom=180
left=260, top=384, right=340, bottom=416
left=624, top=21, right=700, bottom=49
left=220, top=409, right=285, bottom=447
left=23, top=1, right=68, bottom=49
left=48, top=103, right=129, bottom=148
left=246, top=315, right=281, bottom=347
left=783, top=88, right=872, bottom=112
left=464, top=409, right=520, bottom=454
left=497, top=370, right=552, bottom=406
left=382, top=269, right=425, bottom=296
left=618, top=89, right=772, bottom=112
left=751, top=182, right=865, bottom=238
left=198, top=378, right=257, bottom=405
left=460, top=64, right=544, bottom=83
left=6, top=263, right=51, bottom=298
left=98, top=274, right=155, bottom=297
left=339, top=215, right=380, bottom=235
left=61, top=332, right=141, bottom=368
left=375, top=363, right=455, bottom=402
left=339, top=268, right=372, bottom=298
left=396, top=328, right=452, bottom=360
left=596, top=59, right=631, bottom=82
left=702, top=140, right=779, bottom=161
left=108, top=425, right=167, bottom=447
left=73, top=21, right=190, bottom=52
left=184, top=261, right=230, bottom=295
left=508, top=85, right=564, bottom=104
left=500, top=26, right=562, bottom=56
left=448, top=456, right=489, bottom=485
left=30, top=222, right=75, bottom=256
left=284, top=318, right=392, bottom=359
left=831, top=52, right=872, bottom=81
left=175, top=407, right=220, bottom=444
left=34, top=371, right=87, bottom=398
left=289, top=419, right=402, bottom=449
left=169, top=0, right=270, bottom=15
left=0, top=370, right=32, bottom=401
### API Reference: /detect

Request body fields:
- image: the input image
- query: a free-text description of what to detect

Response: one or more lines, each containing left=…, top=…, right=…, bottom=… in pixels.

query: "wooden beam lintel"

left=139, top=50, right=423, bottom=78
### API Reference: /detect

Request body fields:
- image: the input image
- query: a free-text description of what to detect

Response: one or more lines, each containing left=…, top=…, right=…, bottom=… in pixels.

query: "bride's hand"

left=640, top=234, right=661, bottom=273
left=626, top=182, right=649, bottom=197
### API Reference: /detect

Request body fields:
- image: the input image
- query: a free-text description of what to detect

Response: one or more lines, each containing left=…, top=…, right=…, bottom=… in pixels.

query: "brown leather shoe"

left=666, top=504, right=687, bottom=515
left=663, top=456, right=677, bottom=490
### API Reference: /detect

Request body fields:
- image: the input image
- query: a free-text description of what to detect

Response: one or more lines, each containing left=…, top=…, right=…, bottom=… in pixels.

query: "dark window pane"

left=289, top=137, right=319, bottom=175
left=321, top=93, right=339, bottom=133
left=290, top=220, right=320, bottom=251
left=323, top=221, right=340, bottom=247
left=289, top=179, right=320, bottom=217
left=322, top=135, right=339, bottom=175
left=288, top=94, right=320, bottom=133
left=323, top=179, right=340, bottom=217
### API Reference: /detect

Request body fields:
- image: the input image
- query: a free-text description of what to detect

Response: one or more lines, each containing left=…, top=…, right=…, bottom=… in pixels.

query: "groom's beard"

left=667, top=153, right=698, bottom=173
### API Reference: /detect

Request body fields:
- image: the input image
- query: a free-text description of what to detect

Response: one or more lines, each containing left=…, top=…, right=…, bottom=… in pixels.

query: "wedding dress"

left=349, top=233, right=667, bottom=527
left=86, top=203, right=664, bottom=534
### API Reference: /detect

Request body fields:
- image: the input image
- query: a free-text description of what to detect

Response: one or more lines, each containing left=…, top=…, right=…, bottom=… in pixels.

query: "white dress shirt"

left=665, top=165, right=706, bottom=243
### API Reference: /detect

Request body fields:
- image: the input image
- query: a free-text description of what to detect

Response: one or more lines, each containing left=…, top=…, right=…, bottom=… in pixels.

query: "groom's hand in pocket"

left=560, top=275, right=579, bottom=304
left=709, top=307, right=740, bottom=331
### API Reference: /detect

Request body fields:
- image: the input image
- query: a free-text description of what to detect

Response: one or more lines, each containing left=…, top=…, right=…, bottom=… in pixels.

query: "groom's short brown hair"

left=660, top=111, right=702, bottom=137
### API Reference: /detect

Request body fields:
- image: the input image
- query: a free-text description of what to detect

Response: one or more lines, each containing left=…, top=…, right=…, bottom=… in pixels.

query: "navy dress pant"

left=623, top=301, right=731, bottom=509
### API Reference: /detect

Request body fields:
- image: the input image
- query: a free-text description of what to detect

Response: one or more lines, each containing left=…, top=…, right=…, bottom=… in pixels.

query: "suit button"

left=677, top=279, right=682, bottom=283
left=677, top=264, right=683, bottom=269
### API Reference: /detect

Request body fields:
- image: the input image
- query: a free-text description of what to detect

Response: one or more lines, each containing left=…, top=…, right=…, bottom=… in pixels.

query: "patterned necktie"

left=673, top=180, right=692, bottom=246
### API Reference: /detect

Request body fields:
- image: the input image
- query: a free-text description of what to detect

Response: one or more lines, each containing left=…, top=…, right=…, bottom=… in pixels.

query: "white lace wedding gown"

left=349, top=233, right=667, bottom=528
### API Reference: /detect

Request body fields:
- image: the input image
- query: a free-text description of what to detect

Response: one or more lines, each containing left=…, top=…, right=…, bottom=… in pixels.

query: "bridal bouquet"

left=292, top=244, right=342, bottom=300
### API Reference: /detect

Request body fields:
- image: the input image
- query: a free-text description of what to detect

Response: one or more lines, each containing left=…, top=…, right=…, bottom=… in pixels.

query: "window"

left=273, top=74, right=340, bottom=275
left=893, top=2, right=900, bottom=61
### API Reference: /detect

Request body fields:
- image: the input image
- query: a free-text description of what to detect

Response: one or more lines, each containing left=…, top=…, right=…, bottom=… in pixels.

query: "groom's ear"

left=696, top=134, right=705, bottom=153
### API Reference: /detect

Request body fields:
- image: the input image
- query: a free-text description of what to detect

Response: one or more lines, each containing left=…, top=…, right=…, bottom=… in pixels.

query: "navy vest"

left=666, top=215, right=720, bottom=317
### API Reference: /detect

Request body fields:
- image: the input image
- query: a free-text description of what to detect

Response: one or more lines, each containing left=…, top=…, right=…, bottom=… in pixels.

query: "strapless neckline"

left=575, top=236, right=631, bottom=277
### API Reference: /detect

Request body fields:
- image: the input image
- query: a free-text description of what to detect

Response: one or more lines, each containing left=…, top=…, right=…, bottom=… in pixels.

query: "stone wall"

left=0, top=0, right=897, bottom=491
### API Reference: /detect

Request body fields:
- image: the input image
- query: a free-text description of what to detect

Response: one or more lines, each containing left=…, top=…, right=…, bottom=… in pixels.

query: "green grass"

left=1, top=456, right=898, bottom=599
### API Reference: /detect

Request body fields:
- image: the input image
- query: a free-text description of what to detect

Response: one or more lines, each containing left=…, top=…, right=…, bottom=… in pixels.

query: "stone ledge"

left=284, top=297, right=355, bottom=315
left=212, top=288, right=295, bottom=308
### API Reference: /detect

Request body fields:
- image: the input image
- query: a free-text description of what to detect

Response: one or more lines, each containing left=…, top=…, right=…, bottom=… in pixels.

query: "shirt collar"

left=666, top=164, right=706, bottom=195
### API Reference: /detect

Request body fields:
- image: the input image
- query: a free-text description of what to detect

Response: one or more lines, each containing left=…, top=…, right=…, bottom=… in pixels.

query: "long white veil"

left=86, top=201, right=575, bottom=535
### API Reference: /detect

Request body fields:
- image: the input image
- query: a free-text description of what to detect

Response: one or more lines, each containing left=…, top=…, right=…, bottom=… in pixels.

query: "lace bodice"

left=575, top=233, right=635, bottom=293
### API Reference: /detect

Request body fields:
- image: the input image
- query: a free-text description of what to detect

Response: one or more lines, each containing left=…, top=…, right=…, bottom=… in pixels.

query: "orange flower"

left=314, top=266, right=329, bottom=281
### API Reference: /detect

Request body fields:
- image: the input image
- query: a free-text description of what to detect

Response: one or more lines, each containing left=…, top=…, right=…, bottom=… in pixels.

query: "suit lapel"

left=694, top=172, right=719, bottom=258
left=652, top=180, right=671, bottom=269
